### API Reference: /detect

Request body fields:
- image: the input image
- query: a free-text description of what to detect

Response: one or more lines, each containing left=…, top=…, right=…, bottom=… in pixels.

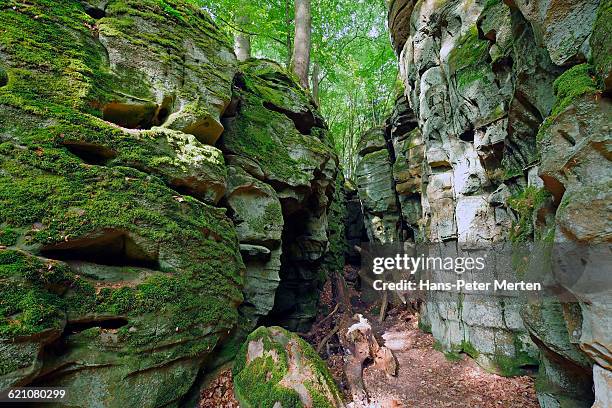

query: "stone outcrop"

left=374, top=0, right=612, bottom=406
left=0, top=1, right=339, bottom=405
left=232, top=326, right=344, bottom=408
left=221, top=59, right=338, bottom=333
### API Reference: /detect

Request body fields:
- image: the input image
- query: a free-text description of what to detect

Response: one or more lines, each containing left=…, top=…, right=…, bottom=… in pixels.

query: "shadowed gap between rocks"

left=101, top=96, right=172, bottom=130
left=62, top=141, right=117, bottom=165
left=262, top=101, right=325, bottom=135
left=40, top=230, right=160, bottom=269
left=65, top=317, right=129, bottom=335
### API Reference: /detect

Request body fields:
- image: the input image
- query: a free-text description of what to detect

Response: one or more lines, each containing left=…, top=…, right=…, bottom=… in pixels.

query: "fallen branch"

left=298, top=303, right=340, bottom=338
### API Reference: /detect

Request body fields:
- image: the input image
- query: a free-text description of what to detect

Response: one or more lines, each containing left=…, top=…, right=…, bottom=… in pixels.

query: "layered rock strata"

left=0, top=1, right=339, bottom=405
left=377, top=0, right=612, bottom=406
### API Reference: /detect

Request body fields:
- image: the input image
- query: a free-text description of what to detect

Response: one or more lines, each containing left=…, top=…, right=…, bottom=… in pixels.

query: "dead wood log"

left=340, top=314, right=397, bottom=406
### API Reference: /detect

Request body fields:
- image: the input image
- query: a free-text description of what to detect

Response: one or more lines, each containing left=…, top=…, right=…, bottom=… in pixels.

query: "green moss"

left=444, top=351, right=463, bottom=362
left=0, top=250, right=67, bottom=335
left=418, top=319, right=432, bottom=333
left=493, top=334, right=539, bottom=377
left=484, top=0, right=502, bottom=10
left=537, top=64, right=599, bottom=140
left=551, top=64, right=598, bottom=118
left=448, top=26, right=490, bottom=89
left=460, top=340, right=480, bottom=359
left=0, top=0, right=243, bottom=404
left=297, top=336, right=340, bottom=398
left=508, top=186, right=550, bottom=243
left=233, top=327, right=302, bottom=408
left=0, top=227, right=19, bottom=246
left=590, top=0, right=612, bottom=85
left=250, top=200, right=284, bottom=236
left=233, top=327, right=341, bottom=408
left=222, top=61, right=333, bottom=184
left=306, top=385, right=334, bottom=408
left=493, top=351, right=538, bottom=377
left=0, top=140, right=244, bottom=353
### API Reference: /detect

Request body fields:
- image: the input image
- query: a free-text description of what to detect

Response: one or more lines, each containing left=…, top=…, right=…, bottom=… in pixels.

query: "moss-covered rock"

left=448, top=26, right=491, bottom=90
left=222, top=61, right=335, bottom=191
left=221, top=60, right=338, bottom=333
left=226, top=165, right=284, bottom=333
left=233, top=326, right=343, bottom=408
left=591, top=0, right=612, bottom=91
left=239, top=59, right=325, bottom=134
left=0, top=139, right=245, bottom=404
left=0, top=1, right=244, bottom=405
left=0, top=0, right=236, bottom=138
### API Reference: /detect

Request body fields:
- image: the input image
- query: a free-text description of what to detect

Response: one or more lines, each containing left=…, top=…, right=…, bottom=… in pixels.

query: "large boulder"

left=384, top=0, right=533, bottom=373
left=512, top=0, right=600, bottom=66
left=98, top=0, right=237, bottom=144
left=0, top=1, right=245, bottom=405
left=532, top=66, right=612, bottom=407
left=226, top=165, right=284, bottom=329
left=233, top=326, right=344, bottom=408
left=355, top=127, right=400, bottom=244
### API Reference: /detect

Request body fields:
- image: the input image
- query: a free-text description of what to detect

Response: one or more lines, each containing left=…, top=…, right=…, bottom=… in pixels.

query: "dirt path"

left=360, top=309, right=539, bottom=408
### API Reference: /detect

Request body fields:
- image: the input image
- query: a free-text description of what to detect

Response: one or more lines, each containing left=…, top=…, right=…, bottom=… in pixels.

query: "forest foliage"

left=202, top=0, right=398, bottom=179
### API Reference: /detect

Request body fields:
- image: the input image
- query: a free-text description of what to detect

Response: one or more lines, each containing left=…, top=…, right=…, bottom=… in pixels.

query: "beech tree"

left=234, top=14, right=251, bottom=61
left=291, top=0, right=312, bottom=89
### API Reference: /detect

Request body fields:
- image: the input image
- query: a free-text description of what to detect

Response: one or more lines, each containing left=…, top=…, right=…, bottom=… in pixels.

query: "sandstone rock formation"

left=0, top=1, right=339, bottom=405
left=221, top=59, right=338, bottom=333
left=372, top=0, right=612, bottom=406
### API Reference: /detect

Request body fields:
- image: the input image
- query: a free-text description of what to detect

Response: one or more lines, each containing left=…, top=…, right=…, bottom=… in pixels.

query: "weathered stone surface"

left=0, top=1, right=340, bottom=405
left=233, top=326, right=344, bottom=408
left=536, top=88, right=612, bottom=406
left=388, top=0, right=416, bottom=55
left=356, top=147, right=399, bottom=244
left=227, top=166, right=284, bottom=246
left=98, top=0, right=237, bottom=141
left=591, top=0, right=612, bottom=91
left=226, top=166, right=283, bottom=330
left=221, top=60, right=338, bottom=331
left=539, top=94, right=611, bottom=211
left=593, top=364, right=612, bottom=408
left=383, top=1, right=611, bottom=398
left=357, top=127, right=388, bottom=156
left=512, top=0, right=599, bottom=65
left=0, top=5, right=244, bottom=403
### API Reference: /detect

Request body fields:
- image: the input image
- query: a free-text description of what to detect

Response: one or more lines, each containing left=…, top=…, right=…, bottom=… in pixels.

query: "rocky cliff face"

left=0, top=1, right=338, bottom=405
left=363, top=0, right=611, bottom=406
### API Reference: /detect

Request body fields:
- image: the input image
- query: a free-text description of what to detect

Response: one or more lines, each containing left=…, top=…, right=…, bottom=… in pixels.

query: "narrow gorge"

left=0, top=1, right=610, bottom=407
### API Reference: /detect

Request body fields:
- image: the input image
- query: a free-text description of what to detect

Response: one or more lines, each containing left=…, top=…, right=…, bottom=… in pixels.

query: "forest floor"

left=350, top=308, right=538, bottom=407
left=199, top=264, right=539, bottom=408
left=309, top=265, right=539, bottom=408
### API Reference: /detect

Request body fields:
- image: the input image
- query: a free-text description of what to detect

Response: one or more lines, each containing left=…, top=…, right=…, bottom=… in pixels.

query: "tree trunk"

left=234, top=14, right=251, bottom=62
left=291, top=0, right=311, bottom=89
left=311, top=62, right=320, bottom=105
left=285, top=0, right=293, bottom=69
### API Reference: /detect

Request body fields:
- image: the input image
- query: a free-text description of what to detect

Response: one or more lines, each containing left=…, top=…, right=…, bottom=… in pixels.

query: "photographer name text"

left=373, top=279, right=542, bottom=292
